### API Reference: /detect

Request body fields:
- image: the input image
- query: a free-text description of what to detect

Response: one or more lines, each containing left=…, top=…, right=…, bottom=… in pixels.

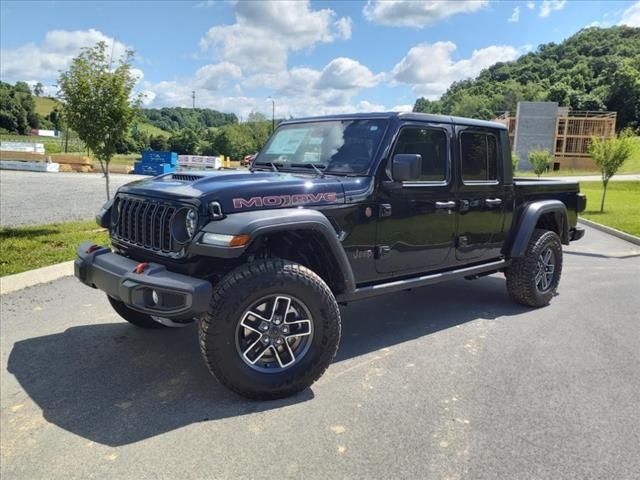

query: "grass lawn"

left=579, top=181, right=640, bottom=236
left=0, top=221, right=109, bottom=277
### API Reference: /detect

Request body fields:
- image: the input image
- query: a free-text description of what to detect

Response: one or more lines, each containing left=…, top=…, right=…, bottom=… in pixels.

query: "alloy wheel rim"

left=235, top=294, right=314, bottom=373
left=535, top=247, right=556, bottom=293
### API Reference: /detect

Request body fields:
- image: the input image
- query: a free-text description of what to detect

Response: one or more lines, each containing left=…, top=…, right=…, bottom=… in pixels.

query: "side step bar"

left=337, top=259, right=510, bottom=303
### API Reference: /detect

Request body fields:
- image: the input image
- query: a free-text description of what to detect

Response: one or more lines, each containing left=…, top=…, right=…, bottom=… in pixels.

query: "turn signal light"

left=229, top=234, right=251, bottom=247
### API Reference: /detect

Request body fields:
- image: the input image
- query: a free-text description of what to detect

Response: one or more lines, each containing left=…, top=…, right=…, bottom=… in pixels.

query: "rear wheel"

left=198, top=259, right=341, bottom=400
left=506, top=229, right=563, bottom=307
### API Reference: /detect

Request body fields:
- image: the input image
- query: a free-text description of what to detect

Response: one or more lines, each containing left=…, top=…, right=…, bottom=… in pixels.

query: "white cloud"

left=539, top=0, right=566, bottom=18
left=619, top=1, right=640, bottom=27
left=195, top=62, right=242, bottom=91
left=0, top=29, right=130, bottom=83
left=315, top=57, right=383, bottom=90
left=142, top=78, right=387, bottom=119
left=199, top=0, right=351, bottom=73
left=363, top=0, right=488, bottom=28
left=526, top=2, right=536, bottom=10
left=508, top=6, right=520, bottom=23
left=391, top=41, right=519, bottom=98
left=391, top=104, right=414, bottom=112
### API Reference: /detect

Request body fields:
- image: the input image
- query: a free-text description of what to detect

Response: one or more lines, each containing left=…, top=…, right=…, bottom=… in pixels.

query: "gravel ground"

left=1, top=226, right=639, bottom=479
left=0, top=171, right=145, bottom=228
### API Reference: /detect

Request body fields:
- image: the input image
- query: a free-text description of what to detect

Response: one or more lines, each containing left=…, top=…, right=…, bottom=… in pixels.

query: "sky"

left=1, top=0, right=639, bottom=120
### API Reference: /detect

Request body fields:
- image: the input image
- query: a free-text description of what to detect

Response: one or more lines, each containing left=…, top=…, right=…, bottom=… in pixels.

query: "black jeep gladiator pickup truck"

left=75, top=112, right=586, bottom=399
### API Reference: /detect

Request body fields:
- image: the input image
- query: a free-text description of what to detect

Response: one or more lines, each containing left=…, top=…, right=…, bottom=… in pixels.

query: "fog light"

left=151, top=290, right=159, bottom=306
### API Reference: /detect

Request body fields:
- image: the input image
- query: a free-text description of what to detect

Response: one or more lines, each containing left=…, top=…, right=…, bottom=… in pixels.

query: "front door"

left=455, top=127, right=507, bottom=262
left=375, top=123, right=457, bottom=274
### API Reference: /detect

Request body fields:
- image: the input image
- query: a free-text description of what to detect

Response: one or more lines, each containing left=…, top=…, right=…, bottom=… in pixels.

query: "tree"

left=528, top=149, right=552, bottom=177
left=149, top=134, right=169, bottom=151
left=588, top=131, right=633, bottom=212
left=58, top=42, right=140, bottom=200
left=169, top=129, right=200, bottom=154
left=34, top=82, right=44, bottom=97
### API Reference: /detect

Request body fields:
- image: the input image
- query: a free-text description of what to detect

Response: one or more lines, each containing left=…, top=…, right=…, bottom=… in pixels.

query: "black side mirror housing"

left=392, top=154, right=422, bottom=182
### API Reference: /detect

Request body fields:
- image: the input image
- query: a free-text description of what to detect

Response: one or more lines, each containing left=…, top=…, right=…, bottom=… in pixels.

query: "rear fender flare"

left=509, top=200, right=569, bottom=258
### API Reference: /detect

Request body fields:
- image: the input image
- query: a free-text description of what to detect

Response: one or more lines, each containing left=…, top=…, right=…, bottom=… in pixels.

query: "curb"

left=578, top=218, right=640, bottom=246
left=0, top=261, right=74, bottom=295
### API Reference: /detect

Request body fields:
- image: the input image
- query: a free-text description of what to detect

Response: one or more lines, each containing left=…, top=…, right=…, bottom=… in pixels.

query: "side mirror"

left=392, top=154, right=422, bottom=182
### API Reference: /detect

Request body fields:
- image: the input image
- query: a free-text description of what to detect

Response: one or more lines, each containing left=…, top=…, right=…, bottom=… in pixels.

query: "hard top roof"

left=280, top=111, right=506, bottom=130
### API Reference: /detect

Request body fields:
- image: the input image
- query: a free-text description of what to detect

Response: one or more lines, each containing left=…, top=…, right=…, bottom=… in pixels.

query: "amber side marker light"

left=201, top=233, right=251, bottom=247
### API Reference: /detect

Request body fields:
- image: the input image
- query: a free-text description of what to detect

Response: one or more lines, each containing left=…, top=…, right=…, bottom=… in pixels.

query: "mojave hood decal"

left=232, top=192, right=339, bottom=209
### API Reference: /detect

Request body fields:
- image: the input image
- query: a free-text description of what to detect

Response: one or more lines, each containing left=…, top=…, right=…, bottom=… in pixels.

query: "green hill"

left=33, top=96, right=59, bottom=116
left=414, top=26, right=640, bottom=130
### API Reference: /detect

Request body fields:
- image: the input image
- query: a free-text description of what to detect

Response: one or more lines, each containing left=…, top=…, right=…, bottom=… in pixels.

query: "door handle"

left=485, top=198, right=503, bottom=207
left=435, top=201, right=456, bottom=209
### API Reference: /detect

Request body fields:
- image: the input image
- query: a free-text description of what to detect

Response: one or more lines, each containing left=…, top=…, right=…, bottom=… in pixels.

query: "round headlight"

left=185, top=209, right=198, bottom=238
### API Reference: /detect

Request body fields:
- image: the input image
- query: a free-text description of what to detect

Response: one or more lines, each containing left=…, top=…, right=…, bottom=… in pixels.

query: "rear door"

left=375, top=122, right=457, bottom=274
left=455, top=127, right=507, bottom=262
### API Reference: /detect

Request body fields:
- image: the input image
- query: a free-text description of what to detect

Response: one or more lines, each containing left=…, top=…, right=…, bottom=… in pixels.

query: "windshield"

left=254, top=119, right=388, bottom=174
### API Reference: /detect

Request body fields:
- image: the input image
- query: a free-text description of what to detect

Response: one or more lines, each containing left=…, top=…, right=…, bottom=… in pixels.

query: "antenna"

left=192, top=90, right=196, bottom=109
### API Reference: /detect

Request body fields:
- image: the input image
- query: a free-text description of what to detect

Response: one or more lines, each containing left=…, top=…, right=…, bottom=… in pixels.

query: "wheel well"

left=535, top=211, right=568, bottom=241
left=535, top=212, right=559, bottom=234
left=250, top=230, right=346, bottom=295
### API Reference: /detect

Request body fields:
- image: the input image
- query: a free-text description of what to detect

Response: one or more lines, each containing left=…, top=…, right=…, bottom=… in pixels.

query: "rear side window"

left=460, top=132, right=498, bottom=182
left=393, top=127, right=448, bottom=181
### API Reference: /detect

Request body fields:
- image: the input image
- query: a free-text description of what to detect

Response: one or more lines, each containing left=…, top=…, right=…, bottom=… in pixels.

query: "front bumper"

left=74, top=241, right=212, bottom=319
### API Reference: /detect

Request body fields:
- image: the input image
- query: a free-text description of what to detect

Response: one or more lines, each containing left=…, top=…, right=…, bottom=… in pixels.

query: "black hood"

left=117, top=170, right=374, bottom=213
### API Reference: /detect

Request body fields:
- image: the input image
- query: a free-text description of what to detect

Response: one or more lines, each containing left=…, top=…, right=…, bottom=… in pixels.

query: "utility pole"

left=268, top=96, right=275, bottom=134
left=192, top=90, right=196, bottom=109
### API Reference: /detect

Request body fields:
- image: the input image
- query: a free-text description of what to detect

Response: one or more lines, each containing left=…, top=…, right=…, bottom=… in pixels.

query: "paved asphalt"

left=1, top=226, right=639, bottom=479
left=0, top=171, right=145, bottom=228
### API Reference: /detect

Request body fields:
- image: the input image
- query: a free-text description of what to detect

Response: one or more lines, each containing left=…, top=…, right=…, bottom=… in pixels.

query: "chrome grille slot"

left=113, top=196, right=185, bottom=255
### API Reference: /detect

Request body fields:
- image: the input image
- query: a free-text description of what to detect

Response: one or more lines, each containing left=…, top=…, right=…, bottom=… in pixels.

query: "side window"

left=393, top=127, right=448, bottom=181
left=460, top=132, right=498, bottom=182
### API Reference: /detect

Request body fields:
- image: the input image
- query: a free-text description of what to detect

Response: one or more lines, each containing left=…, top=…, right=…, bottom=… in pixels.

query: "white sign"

left=0, top=160, right=59, bottom=172
left=178, top=155, right=221, bottom=170
left=1, top=141, right=46, bottom=154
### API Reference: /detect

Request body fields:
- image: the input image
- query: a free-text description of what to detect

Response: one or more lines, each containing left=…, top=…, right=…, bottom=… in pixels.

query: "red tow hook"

left=86, top=244, right=101, bottom=254
left=133, top=262, right=150, bottom=274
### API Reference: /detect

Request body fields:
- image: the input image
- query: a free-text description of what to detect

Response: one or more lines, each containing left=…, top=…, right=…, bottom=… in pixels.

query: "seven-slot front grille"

left=112, top=196, right=180, bottom=254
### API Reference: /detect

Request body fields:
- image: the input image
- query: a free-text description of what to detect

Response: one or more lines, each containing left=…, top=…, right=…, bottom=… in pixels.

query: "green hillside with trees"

left=1, top=80, right=269, bottom=158
left=413, top=26, right=640, bottom=130
left=140, top=107, right=238, bottom=132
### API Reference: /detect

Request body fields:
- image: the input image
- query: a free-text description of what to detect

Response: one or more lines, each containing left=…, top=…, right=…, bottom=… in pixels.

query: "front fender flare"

left=192, top=209, right=356, bottom=294
left=509, top=200, right=569, bottom=258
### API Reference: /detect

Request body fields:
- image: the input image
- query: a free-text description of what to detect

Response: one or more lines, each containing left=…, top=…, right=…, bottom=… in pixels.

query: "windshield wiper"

left=253, top=162, right=283, bottom=173
left=290, top=163, right=326, bottom=178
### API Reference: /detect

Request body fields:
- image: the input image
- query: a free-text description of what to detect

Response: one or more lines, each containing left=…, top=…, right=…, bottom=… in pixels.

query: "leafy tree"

left=13, top=81, right=31, bottom=95
left=588, top=130, right=634, bottom=212
left=511, top=153, right=520, bottom=173
left=58, top=41, right=140, bottom=200
left=34, top=82, right=44, bottom=97
left=528, top=149, right=552, bottom=177
left=169, top=128, right=201, bottom=154
left=149, top=134, right=169, bottom=151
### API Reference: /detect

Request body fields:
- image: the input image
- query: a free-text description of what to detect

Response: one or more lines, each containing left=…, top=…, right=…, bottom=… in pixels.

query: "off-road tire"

left=198, top=259, right=341, bottom=400
left=506, top=229, right=563, bottom=307
left=107, top=295, right=167, bottom=329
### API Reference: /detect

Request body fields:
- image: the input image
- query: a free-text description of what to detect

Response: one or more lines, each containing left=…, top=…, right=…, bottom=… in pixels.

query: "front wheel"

left=506, top=229, right=563, bottom=307
left=198, top=260, right=341, bottom=400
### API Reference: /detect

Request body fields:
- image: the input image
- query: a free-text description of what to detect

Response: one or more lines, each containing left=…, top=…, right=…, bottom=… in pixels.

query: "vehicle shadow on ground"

left=7, top=275, right=529, bottom=446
